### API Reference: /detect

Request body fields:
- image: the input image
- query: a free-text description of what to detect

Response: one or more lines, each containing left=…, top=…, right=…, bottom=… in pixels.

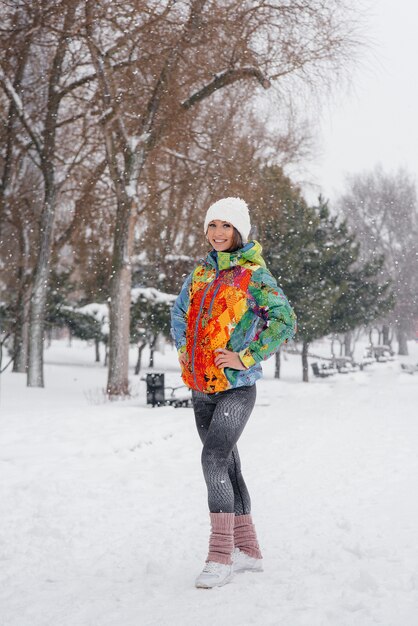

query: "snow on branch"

left=128, top=133, right=151, bottom=152
left=0, top=69, right=43, bottom=157
left=58, top=61, right=132, bottom=102
left=62, top=303, right=109, bottom=336
left=131, top=287, right=176, bottom=305
left=161, top=148, right=206, bottom=166
left=181, top=67, right=271, bottom=110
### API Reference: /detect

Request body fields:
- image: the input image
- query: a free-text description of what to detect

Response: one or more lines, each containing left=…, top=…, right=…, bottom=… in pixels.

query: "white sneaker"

left=195, top=561, right=234, bottom=588
left=232, top=548, right=263, bottom=573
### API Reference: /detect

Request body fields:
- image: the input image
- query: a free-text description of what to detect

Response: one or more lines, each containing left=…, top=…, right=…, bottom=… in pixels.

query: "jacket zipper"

left=191, top=267, right=220, bottom=391
left=207, top=282, right=222, bottom=318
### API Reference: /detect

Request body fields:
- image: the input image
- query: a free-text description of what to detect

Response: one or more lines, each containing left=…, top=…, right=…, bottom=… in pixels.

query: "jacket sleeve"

left=238, top=267, right=297, bottom=368
left=170, top=271, right=193, bottom=355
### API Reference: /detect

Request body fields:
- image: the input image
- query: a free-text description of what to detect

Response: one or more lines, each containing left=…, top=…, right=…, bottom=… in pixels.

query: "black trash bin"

left=143, top=372, right=193, bottom=408
left=146, top=373, right=166, bottom=407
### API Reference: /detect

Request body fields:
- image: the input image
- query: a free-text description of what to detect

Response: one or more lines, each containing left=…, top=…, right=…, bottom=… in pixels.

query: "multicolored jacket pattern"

left=170, top=241, right=297, bottom=393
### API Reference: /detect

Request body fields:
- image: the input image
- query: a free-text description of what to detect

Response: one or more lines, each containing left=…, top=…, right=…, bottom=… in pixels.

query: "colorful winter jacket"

left=170, top=241, right=297, bottom=393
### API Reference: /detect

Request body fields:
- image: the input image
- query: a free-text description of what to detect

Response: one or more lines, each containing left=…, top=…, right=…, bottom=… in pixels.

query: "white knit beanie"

left=203, top=197, right=251, bottom=243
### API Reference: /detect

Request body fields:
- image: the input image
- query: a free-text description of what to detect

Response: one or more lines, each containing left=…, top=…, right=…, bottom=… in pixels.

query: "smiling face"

left=206, top=219, right=235, bottom=252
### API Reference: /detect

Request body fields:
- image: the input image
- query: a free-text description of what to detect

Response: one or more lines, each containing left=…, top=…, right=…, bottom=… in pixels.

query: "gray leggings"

left=192, top=385, right=257, bottom=514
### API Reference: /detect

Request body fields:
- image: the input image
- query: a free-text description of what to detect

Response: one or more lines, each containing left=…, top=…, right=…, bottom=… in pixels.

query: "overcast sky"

left=306, top=0, right=418, bottom=202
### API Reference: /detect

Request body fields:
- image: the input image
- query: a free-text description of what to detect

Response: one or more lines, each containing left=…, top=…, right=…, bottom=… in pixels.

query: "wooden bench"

left=331, top=357, right=359, bottom=373
left=366, top=345, right=395, bottom=362
left=359, top=356, right=374, bottom=369
left=142, top=373, right=193, bottom=408
left=311, top=362, right=336, bottom=378
left=401, top=363, right=418, bottom=375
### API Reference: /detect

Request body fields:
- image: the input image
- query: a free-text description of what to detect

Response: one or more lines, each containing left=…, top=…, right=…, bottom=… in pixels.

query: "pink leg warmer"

left=206, top=512, right=235, bottom=565
left=234, top=514, right=263, bottom=559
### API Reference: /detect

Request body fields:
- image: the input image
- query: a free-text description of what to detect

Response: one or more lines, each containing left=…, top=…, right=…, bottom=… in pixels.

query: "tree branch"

left=42, top=1, right=79, bottom=169
left=139, top=0, right=209, bottom=141
left=54, top=157, right=107, bottom=251
left=181, top=67, right=271, bottom=111
left=57, top=61, right=132, bottom=102
left=0, top=67, right=43, bottom=157
left=0, top=30, right=33, bottom=199
left=85, top=1, right=126, bottom=191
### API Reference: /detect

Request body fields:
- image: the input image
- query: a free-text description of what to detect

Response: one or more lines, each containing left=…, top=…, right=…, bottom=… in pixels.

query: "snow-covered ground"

left=1, top=339, right=418, bottom=626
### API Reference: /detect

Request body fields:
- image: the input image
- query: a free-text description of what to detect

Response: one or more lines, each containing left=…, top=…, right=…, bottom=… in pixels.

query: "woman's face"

left=206, top=220, right=234, bottom=252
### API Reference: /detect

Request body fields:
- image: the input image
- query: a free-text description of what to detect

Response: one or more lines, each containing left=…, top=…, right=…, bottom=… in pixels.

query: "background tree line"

left=0, top=1, right=416, bottom=387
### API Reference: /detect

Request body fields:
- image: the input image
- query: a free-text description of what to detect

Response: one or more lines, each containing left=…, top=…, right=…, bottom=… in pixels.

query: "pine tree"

left=130, top=291, right=173, bottom=374
left=259, top=174, right=393, bottom=381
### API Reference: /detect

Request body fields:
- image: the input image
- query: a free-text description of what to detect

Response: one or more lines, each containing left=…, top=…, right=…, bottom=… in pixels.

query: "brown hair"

left=227, top=227, right=243, bottom=252
left=206, top=226, right=243, bottom=253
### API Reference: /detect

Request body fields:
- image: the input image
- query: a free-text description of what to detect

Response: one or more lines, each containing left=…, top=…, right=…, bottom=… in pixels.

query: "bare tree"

left=140, top=91, right=303, bottom=272
left=1, top=0, right=360, bottom=392
left=6, top=169, right=43, bottom=373
left=0, top=2, right=84, bottom=385
left=83, top=0, right=359, bottom=395
left=0, top=1, right=108, bottom=385
left=0, top=7, right=40, bottom=372
left=338, top=166, right=418, bottom=354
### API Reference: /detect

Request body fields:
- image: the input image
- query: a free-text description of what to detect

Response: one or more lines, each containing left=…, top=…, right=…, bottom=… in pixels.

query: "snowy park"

left=1, top=338, right=418, bottom=626
left=1, top=1, right=418, bottom=625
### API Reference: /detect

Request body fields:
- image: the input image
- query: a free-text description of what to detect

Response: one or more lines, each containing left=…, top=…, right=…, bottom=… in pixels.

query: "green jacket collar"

left=207, top=240, right=266, bottom=271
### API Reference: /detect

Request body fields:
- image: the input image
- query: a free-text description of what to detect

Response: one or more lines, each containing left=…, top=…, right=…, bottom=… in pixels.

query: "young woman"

left=170, top=197, right=296, bottom=588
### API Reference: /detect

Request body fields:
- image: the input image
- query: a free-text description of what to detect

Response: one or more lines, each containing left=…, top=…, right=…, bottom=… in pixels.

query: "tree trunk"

left=134, top=343, right=145, bottom=375
left=12, top=291, right=30, bottom=373
left=0, top=338, right=5, bottom=374
left=106, top=195, right=136, bottom=396
left=27, top=190, right=56, bottom=387
left=95, top=338, right=100, bottom=363
left=149, top=337, right=156, bottom=369
left=12, top=219, right=31, bottom=373
left=302, top=340, right=309, bottom=382
left=344, top=331, right=353, bottom=357
left=274, top=349, right=280, bottom=379
left=397, top=325, right=409, bottom=356
left=387, top=326, right=394, bottom=349
left=382, top=324, right=390, bottom=345
left=25, top=3, right=76, bottom=387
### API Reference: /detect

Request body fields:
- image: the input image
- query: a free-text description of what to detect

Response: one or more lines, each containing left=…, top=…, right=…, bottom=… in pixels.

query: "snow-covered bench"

left=332, top=357, right=360, bottom=374
left=311, top=362, right=336, bottom=378
left=400, top=363, right=418, bottom=375
left=366, top=345, right=395, bottom=363
left=142, top=372, right=193, bottom=408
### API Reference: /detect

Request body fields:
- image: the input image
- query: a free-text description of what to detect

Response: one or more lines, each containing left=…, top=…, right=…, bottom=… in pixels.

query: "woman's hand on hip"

left=179, top=352, right=189, bottom=367
left=214, top=348, right=247, bottom=370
